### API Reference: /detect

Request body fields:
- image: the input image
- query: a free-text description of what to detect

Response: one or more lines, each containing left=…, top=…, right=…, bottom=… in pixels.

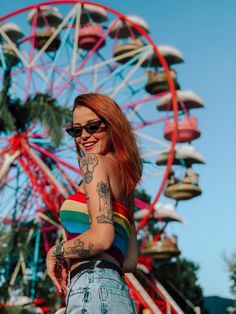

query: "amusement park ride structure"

left=0, top=2, right=204, bottom=313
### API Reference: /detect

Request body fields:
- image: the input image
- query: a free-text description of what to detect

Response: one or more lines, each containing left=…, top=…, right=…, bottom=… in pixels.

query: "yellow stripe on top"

left=60, top=199, right=88, bottom=212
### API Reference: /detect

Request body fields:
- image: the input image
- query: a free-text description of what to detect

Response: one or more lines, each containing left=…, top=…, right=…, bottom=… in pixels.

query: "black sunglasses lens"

left=66, top=127, right=82, bottom=137
left=66, top=121, right=104, bottom=138
left=86, top=122, right=102, bottom=133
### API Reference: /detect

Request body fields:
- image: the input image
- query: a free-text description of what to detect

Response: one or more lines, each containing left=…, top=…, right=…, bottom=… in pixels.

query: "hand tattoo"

left=80, top=154, right=98, bottom=184
left=96, top=181, right=113, bottom=224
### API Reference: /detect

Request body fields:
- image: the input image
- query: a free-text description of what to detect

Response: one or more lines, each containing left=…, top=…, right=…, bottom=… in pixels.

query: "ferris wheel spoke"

left=25, top=6, right=39, bottom=100
left=54, top=17, right=118, bottom=99
left=125, top=103, right=144, bottom=121
left=75, top=44, right=149, bottom=77
left=110, top=47, right=151, bottom=97
left=0, top=151, right=20, bottom=183
left=89, top=48, right=148, bottom=93
left=0, top=28, right=29, bottom=66
left=41, top=11, right=80, bottom=93
left=103, top=71, right=147, bottom=96
left=32, top=5, right=77, bottom=65
left=71, top=4, right=82, bottom=75
left=0, top=45, right=7, bottom=69
left=121, top=94, right=160, bottom=110
left=141, top=150, right=162, bottom=159
left=73, top=17, right=120, bottom=77
left=142, top=170, right=164, bottom=179
left=29, top=142, right=81, bottom=174
left=92, top=54, right=99, bottom=90
left=10, top=64, right=48, bottom=94
left=37, top=211, right=62, bottom=228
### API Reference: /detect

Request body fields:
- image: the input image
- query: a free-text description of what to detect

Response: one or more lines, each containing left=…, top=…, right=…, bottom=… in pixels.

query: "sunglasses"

left=66, top=120, right=106, bottom=138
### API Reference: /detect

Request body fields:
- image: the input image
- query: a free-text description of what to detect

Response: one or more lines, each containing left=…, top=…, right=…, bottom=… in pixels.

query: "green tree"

left=153, top=257, right=209, bottom=313
left=225, top=251, right=236, bottom=312
left=0, top=221, right=61, bottom=313
left=134, top=188, right=151, bottom=204
left=0, top=64, right=71, bottom=146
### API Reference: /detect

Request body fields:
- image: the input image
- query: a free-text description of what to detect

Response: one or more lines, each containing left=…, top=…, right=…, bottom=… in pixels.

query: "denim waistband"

left=70, top=259, right=124, bottom=280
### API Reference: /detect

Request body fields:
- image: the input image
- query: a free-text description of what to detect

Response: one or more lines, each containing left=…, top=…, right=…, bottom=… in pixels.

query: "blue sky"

left=1, top=0, right=236, bottom=299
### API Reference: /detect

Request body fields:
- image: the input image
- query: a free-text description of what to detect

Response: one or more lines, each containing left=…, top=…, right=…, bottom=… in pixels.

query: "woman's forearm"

left=51, top=228, right=114, bottom=260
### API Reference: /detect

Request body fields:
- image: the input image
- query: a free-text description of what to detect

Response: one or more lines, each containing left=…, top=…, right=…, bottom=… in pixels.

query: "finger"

left=61, top=269, right=68, bottom=281
left=62, top=278, right=67, bottom=288
left=58, top=279, right=67, bottom=295
left=49, top=274, right=63, bottom=293
left=58, top=277, right=67, bottom=289
left=61, top=282, right=67, bottom=293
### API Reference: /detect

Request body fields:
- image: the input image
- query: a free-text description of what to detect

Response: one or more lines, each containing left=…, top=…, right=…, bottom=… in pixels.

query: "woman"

left=46, top=93, right=142, bottom=313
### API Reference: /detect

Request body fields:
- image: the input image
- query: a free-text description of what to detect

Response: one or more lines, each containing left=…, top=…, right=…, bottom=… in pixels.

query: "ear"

left=75, top=141, right=85, bottom=162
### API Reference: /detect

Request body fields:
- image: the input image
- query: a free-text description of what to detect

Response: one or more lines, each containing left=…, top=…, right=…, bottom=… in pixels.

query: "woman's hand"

left=46, top=246, right=68, bottom=294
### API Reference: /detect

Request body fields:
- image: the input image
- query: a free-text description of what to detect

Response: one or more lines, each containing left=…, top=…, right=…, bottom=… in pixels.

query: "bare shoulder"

left=79, top=153, right=123, bottom=198
left=79, top=153, right=109, bottom=183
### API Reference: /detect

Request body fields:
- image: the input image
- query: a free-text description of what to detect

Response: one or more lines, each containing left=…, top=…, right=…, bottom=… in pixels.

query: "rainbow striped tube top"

left=59, top=191, right=134, bottom=265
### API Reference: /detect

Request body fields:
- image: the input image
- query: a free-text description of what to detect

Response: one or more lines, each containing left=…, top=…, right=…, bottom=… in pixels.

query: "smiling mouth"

left=82, top=142, right=96, bottom=150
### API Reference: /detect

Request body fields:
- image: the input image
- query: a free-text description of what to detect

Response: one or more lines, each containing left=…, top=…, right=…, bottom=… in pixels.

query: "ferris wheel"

left=0, top=1, right=204, bottom=312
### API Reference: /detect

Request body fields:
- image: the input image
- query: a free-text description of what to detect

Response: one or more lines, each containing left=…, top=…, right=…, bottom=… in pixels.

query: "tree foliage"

left=0, top=222, right=60, bottom=313
left=0, top=65, right=72, bottom=146
left=153, top=257, right=209, bottom=313
left=225, top=251, right=236, bottom=311
left=135, top=188, right=151, bottom=204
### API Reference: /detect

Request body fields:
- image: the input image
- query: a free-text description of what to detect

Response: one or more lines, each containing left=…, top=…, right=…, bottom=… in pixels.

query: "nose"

left=81, top=127, right=90, bottom=139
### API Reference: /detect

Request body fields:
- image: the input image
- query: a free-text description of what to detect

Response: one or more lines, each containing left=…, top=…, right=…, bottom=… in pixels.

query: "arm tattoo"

left=63, top=238, right=94, bottom=258
left=96, top=181, right=113, bottom=224
left=88, top=208, right=93, bottom=225
left=85, top=191, right=92, bottom=224
left=80, top=154, right=98, bottom=184
left=85, top=191, right=90, bottom=201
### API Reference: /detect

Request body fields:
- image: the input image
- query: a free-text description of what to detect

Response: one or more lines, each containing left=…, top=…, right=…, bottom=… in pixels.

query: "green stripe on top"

left=60, top=210, right=89, bottom=224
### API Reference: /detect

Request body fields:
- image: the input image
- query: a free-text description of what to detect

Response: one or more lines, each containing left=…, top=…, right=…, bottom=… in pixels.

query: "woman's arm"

left=48, top=153, right=115, bottom=261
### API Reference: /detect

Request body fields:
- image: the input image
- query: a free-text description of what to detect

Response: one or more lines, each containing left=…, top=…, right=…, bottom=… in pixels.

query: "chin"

left=84, top=148, right=98, bottom=154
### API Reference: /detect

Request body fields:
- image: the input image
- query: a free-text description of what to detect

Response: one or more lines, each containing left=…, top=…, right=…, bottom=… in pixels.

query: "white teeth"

left=83, top=142, right=95, bottom=147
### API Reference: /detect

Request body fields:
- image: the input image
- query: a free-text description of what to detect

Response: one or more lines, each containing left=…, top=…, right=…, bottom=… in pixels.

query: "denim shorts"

left=65, top=262, right=137, bottom=314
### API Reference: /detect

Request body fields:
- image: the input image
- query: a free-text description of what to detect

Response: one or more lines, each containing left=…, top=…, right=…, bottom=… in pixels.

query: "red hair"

left=73, top=93, right=142, bottom=195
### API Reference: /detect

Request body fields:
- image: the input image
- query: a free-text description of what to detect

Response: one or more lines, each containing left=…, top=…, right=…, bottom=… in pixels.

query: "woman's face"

left=73, top=106, right=113, bottom=156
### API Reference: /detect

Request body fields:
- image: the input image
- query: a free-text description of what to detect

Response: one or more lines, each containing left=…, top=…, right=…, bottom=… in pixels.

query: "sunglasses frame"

left=66, top=119, right=106, bottom=138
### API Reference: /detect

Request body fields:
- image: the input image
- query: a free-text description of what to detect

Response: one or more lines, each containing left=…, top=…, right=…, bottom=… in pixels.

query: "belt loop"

left=94, top=259, right=102, bottom=270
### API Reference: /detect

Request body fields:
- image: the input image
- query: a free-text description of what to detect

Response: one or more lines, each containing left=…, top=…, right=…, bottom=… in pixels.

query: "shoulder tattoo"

left=80, top=154, right=98, bottom=184
left=96, top=181, right=113, bottom=225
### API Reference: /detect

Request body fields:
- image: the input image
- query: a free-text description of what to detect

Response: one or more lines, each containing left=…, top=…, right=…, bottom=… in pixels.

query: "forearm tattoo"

left=85, top=190, right=90, bottom=201
left=63, top=238, right=94, bottom=258
left=88, top=208, right=93, bottom=225
left=96, top=181, right=113, bottom=224
left=80, top=154, right=98, bottom=184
